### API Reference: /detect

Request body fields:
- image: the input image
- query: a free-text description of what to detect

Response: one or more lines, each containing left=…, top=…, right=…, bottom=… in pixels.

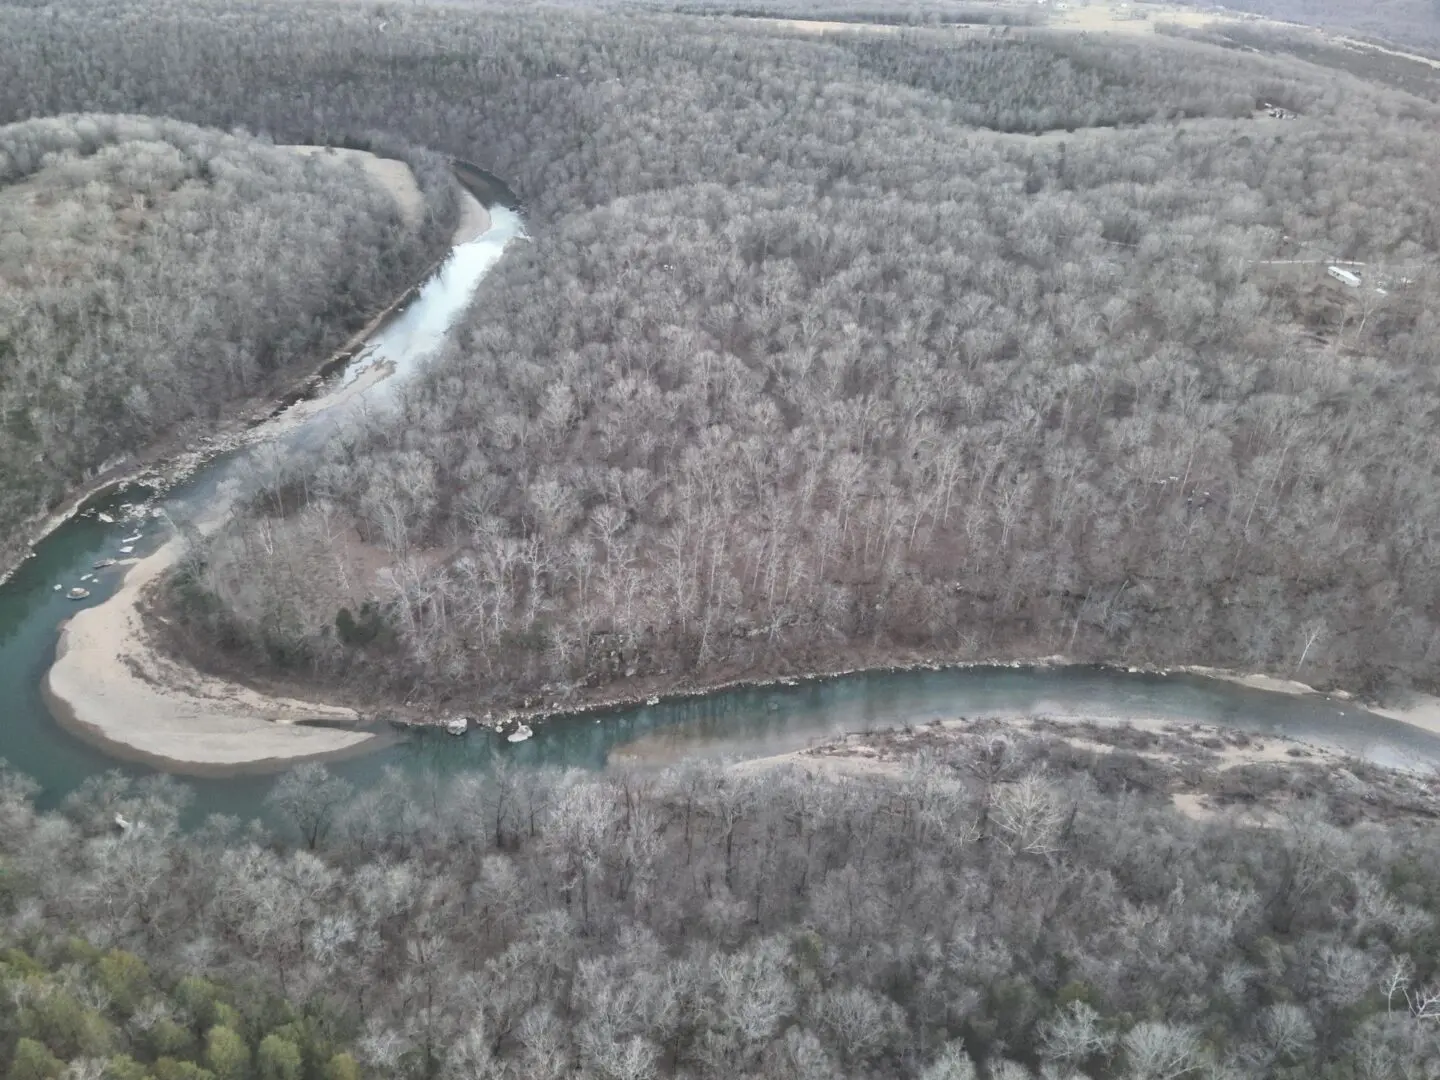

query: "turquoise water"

left=3, top=206, right=1438, bottom=823
left=0, top=487, right=170, bottom=810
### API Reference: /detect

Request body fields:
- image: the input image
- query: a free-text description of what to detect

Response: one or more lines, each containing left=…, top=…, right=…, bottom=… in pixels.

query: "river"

left=2, top=204, right=1439, bottom=824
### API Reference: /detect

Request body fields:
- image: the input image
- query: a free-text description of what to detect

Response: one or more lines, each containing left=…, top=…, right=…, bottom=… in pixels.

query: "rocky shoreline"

left=369, top=652, right=1413, bottom=746
left=37, top=187, right=502, bottom=775
left=0, top=161, right=473, bottom=590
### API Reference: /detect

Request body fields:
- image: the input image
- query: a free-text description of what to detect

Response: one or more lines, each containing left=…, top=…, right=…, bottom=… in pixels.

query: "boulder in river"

left=507, top=723, right=534, bottom=743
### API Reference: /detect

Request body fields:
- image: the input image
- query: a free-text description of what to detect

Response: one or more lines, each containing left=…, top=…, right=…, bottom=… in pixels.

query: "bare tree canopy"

left=24, top=0, right=1429, bottom=707
left=0, top=112, right=456, bottom=570
left=3, top=718, right=1440, bottom=1079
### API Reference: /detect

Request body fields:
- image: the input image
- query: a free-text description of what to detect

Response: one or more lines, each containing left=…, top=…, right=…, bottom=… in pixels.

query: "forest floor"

left=39, top=188, right=489, bottom=773
left=733, top=714, right=1440, bottom=826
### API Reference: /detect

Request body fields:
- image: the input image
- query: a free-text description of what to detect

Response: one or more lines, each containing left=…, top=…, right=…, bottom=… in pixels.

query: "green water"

left=9, top=481, right=1440, bottom=823
left=4, top=207, right=1439, bottom=824
left=0, top=486, right=174, bottom=810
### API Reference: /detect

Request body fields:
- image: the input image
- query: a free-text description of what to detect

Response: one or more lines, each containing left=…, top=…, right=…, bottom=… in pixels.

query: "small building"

left=1328, top=266, right=1361, bottom=288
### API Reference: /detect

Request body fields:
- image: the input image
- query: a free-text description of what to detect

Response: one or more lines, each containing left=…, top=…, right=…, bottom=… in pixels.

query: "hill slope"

left=2, top=725, right=1439, bottom=1079
left=0, top=113, right=455, bottom=569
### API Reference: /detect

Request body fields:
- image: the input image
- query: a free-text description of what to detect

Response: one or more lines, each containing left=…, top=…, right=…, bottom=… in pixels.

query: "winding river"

left=2, top=199, right=1439, bottom=824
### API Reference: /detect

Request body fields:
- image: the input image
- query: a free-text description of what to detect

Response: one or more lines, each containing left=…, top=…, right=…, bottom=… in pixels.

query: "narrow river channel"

left=2, top=201, right=1438, bottom=826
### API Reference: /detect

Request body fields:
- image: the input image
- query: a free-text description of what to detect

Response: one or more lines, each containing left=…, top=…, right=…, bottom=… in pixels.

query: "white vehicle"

left=1328, top=266, right=1361, bottom=288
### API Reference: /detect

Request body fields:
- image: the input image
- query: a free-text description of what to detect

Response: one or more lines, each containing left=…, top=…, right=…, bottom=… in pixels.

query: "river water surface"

left=3, top=206, right=1439, bottom=824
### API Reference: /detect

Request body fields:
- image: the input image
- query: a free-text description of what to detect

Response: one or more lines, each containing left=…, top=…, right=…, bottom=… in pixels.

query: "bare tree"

left=1121, top=1021, right=1206, bottom=1080
left=266, top=764, right=354, bottom=850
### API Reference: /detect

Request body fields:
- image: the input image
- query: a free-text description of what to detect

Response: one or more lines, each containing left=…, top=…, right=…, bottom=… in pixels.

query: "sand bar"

left=46, top=539, right=372, bottom=772
left=1368, top=693, right=1440, bottom=736
left=43, top=184, right=492, bottom=772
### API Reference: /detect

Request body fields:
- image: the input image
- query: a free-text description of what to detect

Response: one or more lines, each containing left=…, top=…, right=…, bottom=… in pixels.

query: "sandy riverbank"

left=729, top=713, right=1440, bottom=826
left=729, top=712, right=1350, bottom=778
left=46, top=540, right=374, bottom=771
left=1174, top=665, right=1440, bottom=737
left=1368, top=693, right=1440, bottom=735
left=42, top=185, right=496, bottom=773
left=0, top=148, right=480, bottom=591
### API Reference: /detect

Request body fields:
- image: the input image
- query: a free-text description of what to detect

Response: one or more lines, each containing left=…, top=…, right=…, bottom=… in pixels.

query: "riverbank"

left=728, top=714, right=1440, bottom=825
left=0, top=148, right=469, bottom=590
left=47, top=601, right=1440, bottom=776
left=41, top=189, right=499, bottom=774
left=45, top=539, right=377, bottom=773
left=387, top=648, right=1440, bottom=753
left=1175, top=665, right=1440, bottom=737
left=727, top=711, right=1354, bottom=778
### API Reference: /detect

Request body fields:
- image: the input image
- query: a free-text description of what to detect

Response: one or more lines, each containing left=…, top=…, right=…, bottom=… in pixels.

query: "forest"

left=2, top=721, right=1439, bottom=1079
left=3, top=1, right=1440, bottom=706
left=0, top=113, right=455, bottom=574
left=0, top=937, right=362, bottom=1080
left=15, top=0, right=1425, bottom=708
left=5, top=2, right=1440, bottom=1079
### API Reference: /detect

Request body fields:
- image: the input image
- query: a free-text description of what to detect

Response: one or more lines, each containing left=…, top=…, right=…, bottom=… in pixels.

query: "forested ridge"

left=0, top=111, right=456, bottom=572
left=3, top=723, right=1440, bottom=1079
left=5, top=1, right=1440, bottom=704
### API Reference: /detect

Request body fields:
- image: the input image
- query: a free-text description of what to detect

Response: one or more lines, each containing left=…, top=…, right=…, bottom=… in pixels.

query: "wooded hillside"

left=6, top=2, right=1440, bottom=698
left=2, top=725, right=1438, bottom=1079
left=0, top=113, right=455, bottom=570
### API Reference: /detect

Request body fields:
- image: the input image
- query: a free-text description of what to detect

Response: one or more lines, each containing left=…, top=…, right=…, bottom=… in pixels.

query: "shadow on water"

left=451, top=157, right=523, bottom=211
